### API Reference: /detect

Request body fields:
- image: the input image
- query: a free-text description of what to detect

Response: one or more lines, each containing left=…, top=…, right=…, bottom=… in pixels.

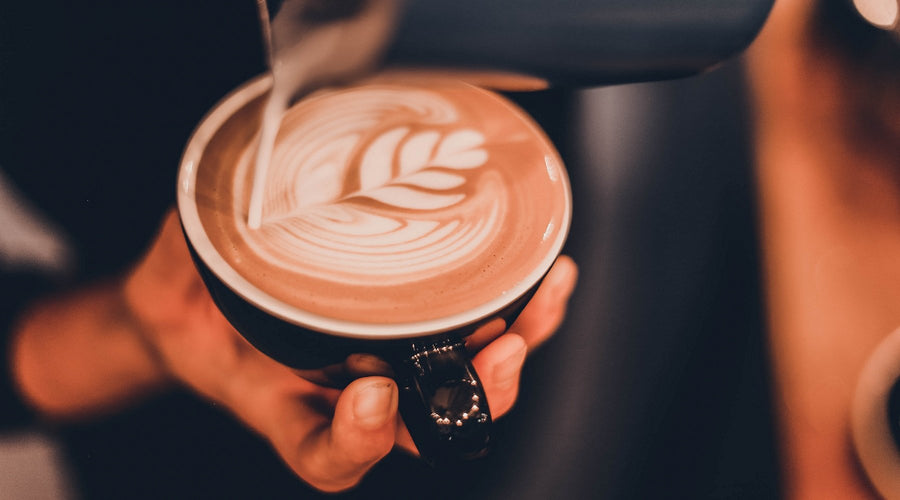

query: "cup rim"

left=177, top=74, right=572, bottom=339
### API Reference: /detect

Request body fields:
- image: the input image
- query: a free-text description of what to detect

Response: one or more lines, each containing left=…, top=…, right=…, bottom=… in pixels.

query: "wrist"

left=12, top=282, right=173, bottom=418
left=115, top=280, right=173, bottom=387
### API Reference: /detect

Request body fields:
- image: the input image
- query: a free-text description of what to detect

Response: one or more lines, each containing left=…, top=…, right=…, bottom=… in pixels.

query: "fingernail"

left=493, top=338, right=528, bottom=389
left=353, top=381, right=396, bottom=430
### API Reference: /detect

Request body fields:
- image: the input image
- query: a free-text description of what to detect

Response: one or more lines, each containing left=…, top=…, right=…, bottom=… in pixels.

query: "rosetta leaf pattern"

left=401, top=170, right=467, bottom=190
left=359, top=127, right=407, bottom=192
left=354, top=128, right=487, bottom=211
left=262, top=127, right=488, bottom=228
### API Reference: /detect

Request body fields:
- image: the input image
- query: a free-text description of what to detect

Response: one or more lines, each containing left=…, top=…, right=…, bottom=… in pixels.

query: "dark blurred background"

left=0, top=1, right=779, bottom=498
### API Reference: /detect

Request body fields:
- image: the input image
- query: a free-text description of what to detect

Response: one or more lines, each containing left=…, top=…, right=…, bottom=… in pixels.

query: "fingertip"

left=508, top=255, right=577, bottom=351
left=348, top=376, right=398, bottom=431
left=548, top=255, right=578, bottom=299
left=332, top=376, right=398, bottom=461
left=555, top=254, right=576, bottom=270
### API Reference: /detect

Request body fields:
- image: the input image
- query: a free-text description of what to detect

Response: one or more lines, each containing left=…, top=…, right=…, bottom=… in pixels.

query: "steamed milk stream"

left=193, top=77, right=569, bottom=325
left=248, top=0, right=402, bottom=229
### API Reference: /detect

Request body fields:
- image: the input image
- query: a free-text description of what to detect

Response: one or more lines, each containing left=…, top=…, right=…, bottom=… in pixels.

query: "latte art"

left=187, top=76, right=570, bottom=327
left=234, top=88, right=504, bottom=285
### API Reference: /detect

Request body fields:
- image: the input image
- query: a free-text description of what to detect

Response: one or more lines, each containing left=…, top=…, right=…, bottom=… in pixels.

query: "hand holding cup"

left=124, top=209, right=577, bottom=492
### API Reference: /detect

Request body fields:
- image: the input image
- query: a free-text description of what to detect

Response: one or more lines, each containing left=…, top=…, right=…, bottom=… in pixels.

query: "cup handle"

left=395, top=337, right=491, bottom=466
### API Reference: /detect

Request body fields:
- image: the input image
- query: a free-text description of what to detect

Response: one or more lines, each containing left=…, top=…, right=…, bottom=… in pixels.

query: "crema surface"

left=194, top=77, right=569, bottom=325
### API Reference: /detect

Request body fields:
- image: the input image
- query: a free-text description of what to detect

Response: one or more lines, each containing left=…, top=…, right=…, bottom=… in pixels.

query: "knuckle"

left=285, top=437, right=383, bottom=493
left=287, top=453, right=362, bottom=493
left=307, top=460, right=369, bottom=493
left=336, top=432, right=394, bottom=469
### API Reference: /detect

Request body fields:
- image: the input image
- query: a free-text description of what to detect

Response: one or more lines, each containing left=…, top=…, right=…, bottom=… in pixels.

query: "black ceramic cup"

left=176, top=76, right=572, bottom=465
left=851, top=327, right=900, bottom=496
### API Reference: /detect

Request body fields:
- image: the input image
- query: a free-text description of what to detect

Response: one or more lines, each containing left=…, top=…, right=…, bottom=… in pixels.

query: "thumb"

left=312, top=376, right=398, bottom=492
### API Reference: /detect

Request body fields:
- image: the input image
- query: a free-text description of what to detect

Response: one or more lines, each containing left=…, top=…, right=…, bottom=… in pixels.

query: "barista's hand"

left=124, top=210, right=577, bottom=492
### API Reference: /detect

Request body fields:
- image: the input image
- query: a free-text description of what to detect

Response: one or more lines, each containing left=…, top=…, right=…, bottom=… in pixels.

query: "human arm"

left=10, top=209, right=578, bottom=491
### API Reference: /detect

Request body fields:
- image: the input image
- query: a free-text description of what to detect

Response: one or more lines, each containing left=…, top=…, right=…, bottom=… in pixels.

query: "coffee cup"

left=176, top=74, right=571, bottom=464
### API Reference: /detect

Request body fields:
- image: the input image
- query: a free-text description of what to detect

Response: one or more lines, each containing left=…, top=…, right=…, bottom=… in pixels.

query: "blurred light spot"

left=853, top=0, right=899, bottom=28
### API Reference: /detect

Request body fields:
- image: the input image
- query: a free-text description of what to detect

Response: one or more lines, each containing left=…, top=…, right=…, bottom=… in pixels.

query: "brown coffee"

left=185, top=75, right=569, bottom=328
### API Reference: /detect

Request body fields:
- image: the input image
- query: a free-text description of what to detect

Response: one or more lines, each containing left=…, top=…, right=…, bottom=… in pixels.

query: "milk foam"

left=235, top=87, right=505, bottom=285
left=186, top=76, right=570, bottom=329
